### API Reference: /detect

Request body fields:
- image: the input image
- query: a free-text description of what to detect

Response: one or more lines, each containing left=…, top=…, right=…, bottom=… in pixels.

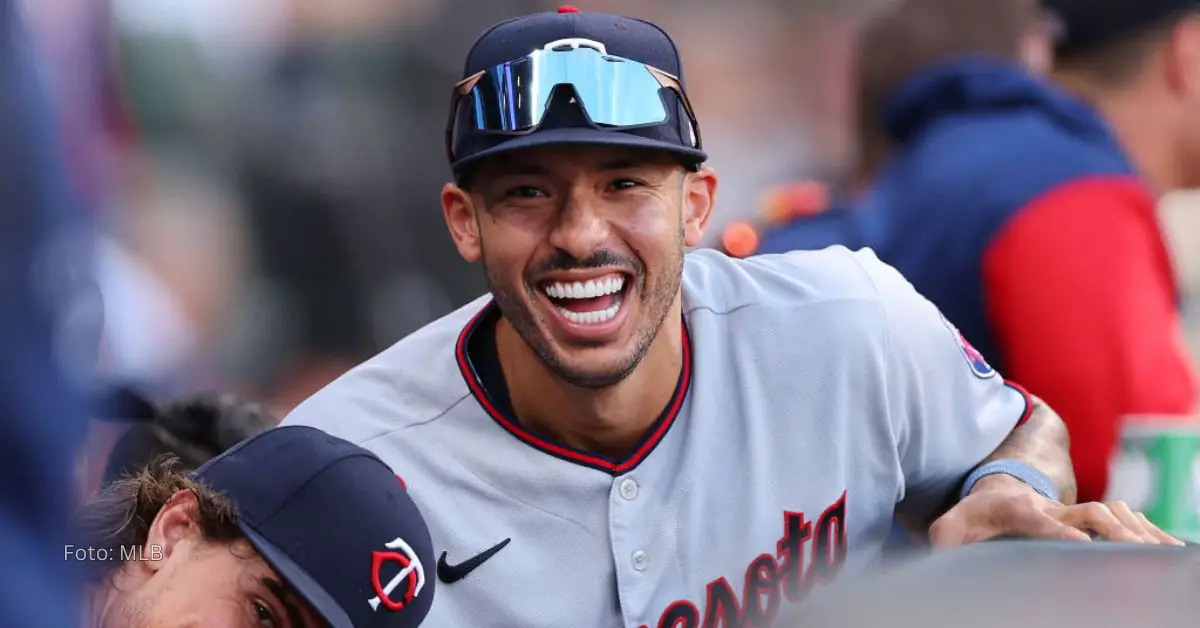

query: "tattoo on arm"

left=975, top=395, right=1078, bottom=505
left=896, top=396, right=1079, bottom=534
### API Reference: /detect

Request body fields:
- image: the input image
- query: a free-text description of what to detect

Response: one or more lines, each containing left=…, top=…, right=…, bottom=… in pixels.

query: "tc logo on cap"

left=368, top=537, right=427, bottom=612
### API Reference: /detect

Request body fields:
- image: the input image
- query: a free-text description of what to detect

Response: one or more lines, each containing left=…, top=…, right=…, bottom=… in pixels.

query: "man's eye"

left=505, top=186, right=547, bottom=198
left=253, top=600, right=278, bottom=627
left=611, top=178, right=642, bottom=190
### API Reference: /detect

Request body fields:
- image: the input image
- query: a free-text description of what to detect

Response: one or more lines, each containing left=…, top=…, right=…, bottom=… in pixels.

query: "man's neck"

left=84, top=565, right=142, bottom=628
left=496, top=304, right=685, bottom=460
left=82, top=583, right=112, bottom=628
left=1061, top=77, right=1185, bottom=193
left=1105, top=100, right=1185, bottom=194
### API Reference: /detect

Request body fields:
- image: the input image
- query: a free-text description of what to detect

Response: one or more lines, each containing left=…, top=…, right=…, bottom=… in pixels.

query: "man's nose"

left=547, top=193, right=610, bottom=260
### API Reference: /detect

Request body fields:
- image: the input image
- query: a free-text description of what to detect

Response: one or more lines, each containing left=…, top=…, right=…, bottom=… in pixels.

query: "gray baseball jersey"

left=282, top=246, right=1031, bottom=627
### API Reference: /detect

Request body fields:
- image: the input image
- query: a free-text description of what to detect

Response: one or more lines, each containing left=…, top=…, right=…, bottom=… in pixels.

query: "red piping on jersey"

left=1005, top=380, right=1034, bottom=428
left=454, top=300, right=693, bottom=475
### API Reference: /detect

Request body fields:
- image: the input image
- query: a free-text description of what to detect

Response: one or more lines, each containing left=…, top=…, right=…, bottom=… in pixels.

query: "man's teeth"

left=543, top=276, right=626, bottom=326
left=544, top=276, right=625, bottom=300
left=557, top=300, right=622, bottom=325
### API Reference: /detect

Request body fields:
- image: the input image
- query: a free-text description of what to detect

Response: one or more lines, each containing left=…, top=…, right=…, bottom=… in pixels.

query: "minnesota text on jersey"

left=644, top=493, right=847, bottom=628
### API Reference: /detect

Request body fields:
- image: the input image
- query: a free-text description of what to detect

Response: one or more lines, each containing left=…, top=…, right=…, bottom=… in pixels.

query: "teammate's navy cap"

left=1043, top=0, right=1200, bottom=58
left=191, top=425, right=434, bottom=628
left=446, top=5, right=706, bottom=175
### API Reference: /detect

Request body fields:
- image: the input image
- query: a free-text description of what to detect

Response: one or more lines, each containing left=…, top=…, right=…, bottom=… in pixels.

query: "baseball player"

left=76, top=426, right=435, bottom=627
left=284, top=7, right=1180, bottom=627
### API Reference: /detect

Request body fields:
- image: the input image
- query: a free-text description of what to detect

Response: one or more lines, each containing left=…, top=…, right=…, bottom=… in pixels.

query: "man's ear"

left=682, top=166, right=718, bottom=248
left=1019, top=26, right=1054, bottom=75
left=1165, top=15, right=1200, bottom=99
left=143, top=489, right=202, bottom=572
left=442, top=183, right=483, bottom=263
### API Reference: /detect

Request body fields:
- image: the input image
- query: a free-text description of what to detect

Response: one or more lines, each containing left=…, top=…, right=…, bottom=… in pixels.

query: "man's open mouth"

left=541, top=273, right=630, bottom=326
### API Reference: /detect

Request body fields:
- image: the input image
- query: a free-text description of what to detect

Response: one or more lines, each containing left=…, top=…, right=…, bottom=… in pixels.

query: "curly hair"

left=75, top=456, right=241, bottom=583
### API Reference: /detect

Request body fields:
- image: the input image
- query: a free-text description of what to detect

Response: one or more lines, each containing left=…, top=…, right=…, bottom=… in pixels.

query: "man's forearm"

left=971, top=395, right=1078, bottom=504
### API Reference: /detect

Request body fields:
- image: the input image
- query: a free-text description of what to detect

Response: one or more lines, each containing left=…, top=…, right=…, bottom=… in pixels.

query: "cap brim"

left=240, top=521, right=354, bottom=628
left=451, top=127, right=707, bottom=174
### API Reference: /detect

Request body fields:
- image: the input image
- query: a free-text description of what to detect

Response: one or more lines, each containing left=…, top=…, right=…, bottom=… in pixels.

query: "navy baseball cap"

left=191, top=425, right=434, bottom=628
left=446, top=5, right=706, bottom=175
left=1044, top=0, right=1200, bottom=57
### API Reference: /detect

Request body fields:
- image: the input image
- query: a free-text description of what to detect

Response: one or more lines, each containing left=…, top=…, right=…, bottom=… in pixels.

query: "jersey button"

left=631, top=550, right=649, bottom=571
left=619, top=478, right=639, bottom=500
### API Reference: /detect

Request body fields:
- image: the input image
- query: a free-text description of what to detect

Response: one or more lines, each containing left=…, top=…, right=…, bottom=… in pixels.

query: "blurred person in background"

left=0, top=0, right=95, bottom=625
left=752, top=0, right=1055, bottom=255
left=798, top=0, right=1199, bottom=503
left=76, top=425, right=435, bottom=627
left=1034, top=0, right=1200, bottom=497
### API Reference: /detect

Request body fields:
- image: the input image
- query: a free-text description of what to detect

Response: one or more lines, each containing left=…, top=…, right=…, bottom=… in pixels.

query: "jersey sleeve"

left=854, top=250, right=1033, bottom=522
left=982, top=177, right=1199, bottom=503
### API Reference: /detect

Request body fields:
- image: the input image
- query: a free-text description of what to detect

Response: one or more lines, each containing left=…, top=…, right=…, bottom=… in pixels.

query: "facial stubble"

left=480, top=203, right=686, bottom=390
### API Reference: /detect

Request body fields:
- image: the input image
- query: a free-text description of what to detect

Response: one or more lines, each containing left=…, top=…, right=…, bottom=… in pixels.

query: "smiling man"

left=283, top=7, right=1179, bottom=627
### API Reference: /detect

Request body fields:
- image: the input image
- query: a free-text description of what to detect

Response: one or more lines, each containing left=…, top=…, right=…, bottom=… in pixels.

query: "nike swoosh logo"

left=437, top=538, right=511, bottom=584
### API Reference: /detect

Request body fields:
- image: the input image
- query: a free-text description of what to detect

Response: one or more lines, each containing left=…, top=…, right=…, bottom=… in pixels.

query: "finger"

left=928, top=509, right=1003, bottom=549
left=1136, top=512, right=1187, bottom=547
left=1010, top=510, right=1093, bottom=543
left=1107, top=501, right=1159, bottom=544
left=1058, top=503, right=1143, bottom=543
left=928, top=512, right=974, bottom=549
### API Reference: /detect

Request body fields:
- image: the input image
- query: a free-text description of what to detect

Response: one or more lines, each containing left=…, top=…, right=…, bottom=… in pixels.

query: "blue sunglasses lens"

left=463, top=45, right=672, bottom=133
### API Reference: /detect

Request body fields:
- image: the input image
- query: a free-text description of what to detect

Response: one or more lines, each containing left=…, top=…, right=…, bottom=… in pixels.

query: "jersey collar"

left=454, top=299, right=693, bottom=475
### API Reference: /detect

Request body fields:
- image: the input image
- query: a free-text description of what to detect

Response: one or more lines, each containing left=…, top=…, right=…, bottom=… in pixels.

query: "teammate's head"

left=76, top=426, right=435, bottom=628
left=77, top=457, right=318, bottom=627
left=440, top=8, right=717, bottom=388
left=853, top=0, right=1053, bottom=187
left=1047, top=0, right=1200, bottom=188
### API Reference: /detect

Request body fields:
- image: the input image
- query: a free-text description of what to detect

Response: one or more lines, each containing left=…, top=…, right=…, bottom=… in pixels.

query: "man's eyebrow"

left=262, top=577, right=309, bottom=628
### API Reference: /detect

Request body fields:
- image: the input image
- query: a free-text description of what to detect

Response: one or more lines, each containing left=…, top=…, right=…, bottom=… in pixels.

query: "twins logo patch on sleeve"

left=939, top=312, right=997, bottom=379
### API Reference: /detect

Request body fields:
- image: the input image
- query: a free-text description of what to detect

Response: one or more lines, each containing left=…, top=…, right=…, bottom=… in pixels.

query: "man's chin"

left=540, top=344, right=641, bottom=390
left=553, top=365, right=637, bottom=390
